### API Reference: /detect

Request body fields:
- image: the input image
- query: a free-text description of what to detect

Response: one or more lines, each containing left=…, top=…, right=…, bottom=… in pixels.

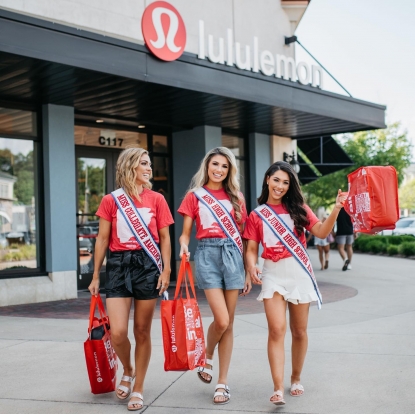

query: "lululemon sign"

left=142, top=1, right=186, bottom=61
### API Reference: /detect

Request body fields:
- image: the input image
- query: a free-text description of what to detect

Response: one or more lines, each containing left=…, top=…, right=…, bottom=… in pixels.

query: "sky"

left=295, top=0, right=415, bottom=160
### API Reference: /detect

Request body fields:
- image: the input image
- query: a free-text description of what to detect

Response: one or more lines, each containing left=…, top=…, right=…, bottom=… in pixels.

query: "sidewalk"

left=0, top=250, right=414, bottom=414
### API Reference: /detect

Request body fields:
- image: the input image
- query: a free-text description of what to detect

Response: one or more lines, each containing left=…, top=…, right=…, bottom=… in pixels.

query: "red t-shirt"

left=96, top=189, right=174, bottom=252
left=243, top=203, right=319, bottom=262
left=177, top=187, right=247, bottom=239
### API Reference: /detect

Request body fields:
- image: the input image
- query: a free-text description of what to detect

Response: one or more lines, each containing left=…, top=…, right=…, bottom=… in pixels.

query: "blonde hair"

left=187, top=147, right=243, bottom=223
left=116, top=148, right=152, bottom=200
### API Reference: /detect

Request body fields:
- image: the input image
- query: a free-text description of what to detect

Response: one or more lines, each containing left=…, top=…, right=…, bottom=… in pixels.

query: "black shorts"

left=105, top=250, right=160, bottom=300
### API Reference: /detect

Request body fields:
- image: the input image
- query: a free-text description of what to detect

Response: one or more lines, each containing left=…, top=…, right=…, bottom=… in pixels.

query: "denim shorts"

left=194, top=238, right=245, bottom=290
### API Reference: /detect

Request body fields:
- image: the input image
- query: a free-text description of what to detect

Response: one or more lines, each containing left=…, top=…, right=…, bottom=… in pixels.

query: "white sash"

left=254, top=204, right=322, bottom=309
left=111, top=188, right=163, bottom=273
left=194, top=188, right=243, bottom=257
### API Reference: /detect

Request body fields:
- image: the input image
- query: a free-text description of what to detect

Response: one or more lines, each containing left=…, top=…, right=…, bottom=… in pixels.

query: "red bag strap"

left=88, top=294, right=109, bottom=333
left=174, top=256, right=197, bottom=300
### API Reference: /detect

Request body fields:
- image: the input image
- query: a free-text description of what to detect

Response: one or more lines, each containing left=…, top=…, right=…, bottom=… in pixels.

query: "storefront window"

left=75, top=126, right=147, bottom=150
left=222, top=135, right=247, bottom=196
left=0, top=137, right=38, bottom=272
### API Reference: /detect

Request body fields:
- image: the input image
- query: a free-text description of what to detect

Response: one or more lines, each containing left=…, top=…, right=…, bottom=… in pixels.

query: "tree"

left=302, top=123, right=413, bottom=210
left=399, top=179, right=415, bottom=212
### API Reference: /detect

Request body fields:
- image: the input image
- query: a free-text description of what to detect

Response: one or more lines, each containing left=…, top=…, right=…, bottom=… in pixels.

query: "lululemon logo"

left=142, top=1, right=186, bottom=61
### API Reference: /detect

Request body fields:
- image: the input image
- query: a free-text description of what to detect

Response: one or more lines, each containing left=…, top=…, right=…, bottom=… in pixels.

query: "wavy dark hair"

left=257, top=161, right=309, bottom=235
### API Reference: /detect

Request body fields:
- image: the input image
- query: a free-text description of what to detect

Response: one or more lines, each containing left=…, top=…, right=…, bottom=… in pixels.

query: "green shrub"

left=387, top=245, right=399, bottom=255
left=368, top=240, right=386, bottom=254
left=359, top=238, right=374, bottom=253
left=388, top=235, right=414, bottom=245
left=398, top=242, right=415, bottom=256
left=354, top=235, right=372, bottom=251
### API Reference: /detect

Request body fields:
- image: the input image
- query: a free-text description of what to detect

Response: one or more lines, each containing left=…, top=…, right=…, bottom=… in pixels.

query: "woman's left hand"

left=335, top=189, right=348, bottom=209
left=239, top=277, right=252, bottom=296
left=157, top=270, right=170, bottom=296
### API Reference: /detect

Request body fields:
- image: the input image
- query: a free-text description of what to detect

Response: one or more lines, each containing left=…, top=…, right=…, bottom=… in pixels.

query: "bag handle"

left=88, top=294, right=109, bottom=334
left=174, top=256, right=197, bottom=300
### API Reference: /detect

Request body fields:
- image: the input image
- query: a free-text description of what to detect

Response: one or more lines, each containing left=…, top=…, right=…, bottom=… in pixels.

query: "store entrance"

left=76, top=147, right=118, bottom=290
left=75, top=126, right=174, bottom=290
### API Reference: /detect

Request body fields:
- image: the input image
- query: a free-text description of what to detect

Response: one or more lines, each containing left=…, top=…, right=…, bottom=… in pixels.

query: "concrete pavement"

left=0, top=250, right=414, bottom=414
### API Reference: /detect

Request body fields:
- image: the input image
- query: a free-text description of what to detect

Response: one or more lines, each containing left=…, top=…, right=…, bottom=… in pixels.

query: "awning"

left=0, top=211, right=11, bottom=223
left=297, top=135, right=354, bottom=183
left=0, top=10, right=386, bottom=138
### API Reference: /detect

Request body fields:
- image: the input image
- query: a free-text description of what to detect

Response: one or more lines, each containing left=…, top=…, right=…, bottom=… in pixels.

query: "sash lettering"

left=255, top=205, right=322, bottom=309
left=194, top=188, right=243, bottom=256
left=112, top=188, right=163, bottom=272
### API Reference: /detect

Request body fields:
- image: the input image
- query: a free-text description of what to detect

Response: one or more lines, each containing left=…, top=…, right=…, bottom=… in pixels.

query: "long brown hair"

left=257, top=161, right=309, bottom=235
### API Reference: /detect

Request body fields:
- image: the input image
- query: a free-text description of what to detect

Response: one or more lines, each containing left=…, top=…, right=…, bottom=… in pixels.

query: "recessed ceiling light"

left=138, top=125, right=146, bottom=129
left=96, top=119, right=104, bottom=123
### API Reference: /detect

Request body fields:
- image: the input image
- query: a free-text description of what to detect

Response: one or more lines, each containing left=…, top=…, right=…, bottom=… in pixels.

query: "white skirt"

left=257, top=257, right=320, bottom=305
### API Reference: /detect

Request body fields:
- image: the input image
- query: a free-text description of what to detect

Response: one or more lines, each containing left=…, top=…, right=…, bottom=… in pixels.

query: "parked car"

left=392, top=217, right=415, bottom=237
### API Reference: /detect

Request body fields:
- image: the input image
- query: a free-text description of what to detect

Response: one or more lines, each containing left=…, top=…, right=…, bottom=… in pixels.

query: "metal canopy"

left=0, top=11, right=386, bottom=138
left=297, top=135, right=354, bottom=183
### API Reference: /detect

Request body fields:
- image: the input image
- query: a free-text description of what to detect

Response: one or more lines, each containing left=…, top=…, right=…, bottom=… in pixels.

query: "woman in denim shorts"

left=178, top=147, right=251, bottom=405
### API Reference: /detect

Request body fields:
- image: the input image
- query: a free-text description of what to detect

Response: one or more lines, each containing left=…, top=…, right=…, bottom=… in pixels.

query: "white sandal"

left=128, top=392, right=144, bottom=411
left=270, top=390, right=285, bottom=405
left=213, top=384, right=230, bottom=405
left=116, top=375, right=135, bottom=400
left=197, top=358, right=213, bottom=384
left=290, top=383, right=304, bottom=397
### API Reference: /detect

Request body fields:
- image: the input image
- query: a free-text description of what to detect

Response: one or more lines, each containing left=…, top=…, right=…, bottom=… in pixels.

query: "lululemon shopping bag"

left=161, top=256, right=206, bottom=371
left=344, top=166, right=399, bottom=234
left=84, top=295, right=118, bottom=394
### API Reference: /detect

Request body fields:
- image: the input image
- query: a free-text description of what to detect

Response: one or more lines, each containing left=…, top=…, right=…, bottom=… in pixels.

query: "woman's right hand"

left=179, top=243, right=191, bottom=262
left=248, top=266, right=262, bottom=285
left=88, top=277, right=100, bottom=296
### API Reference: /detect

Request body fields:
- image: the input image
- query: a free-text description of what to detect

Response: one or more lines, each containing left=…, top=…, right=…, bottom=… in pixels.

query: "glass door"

left=76, top=148, right=118, bottom=290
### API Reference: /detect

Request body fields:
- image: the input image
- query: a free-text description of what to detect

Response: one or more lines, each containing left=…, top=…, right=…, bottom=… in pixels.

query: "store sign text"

left=197, top=20, right=323, bottom=89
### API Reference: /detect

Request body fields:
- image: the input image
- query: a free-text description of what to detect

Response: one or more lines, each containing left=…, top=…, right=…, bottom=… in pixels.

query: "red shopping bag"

left=161, top=256, right=206, bottom=371
left=84, top=295, right=118, bottom=394
left=344, top=166, right=399, bottom=234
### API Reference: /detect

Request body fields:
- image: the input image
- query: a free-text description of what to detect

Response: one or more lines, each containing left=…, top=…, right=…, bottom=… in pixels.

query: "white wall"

left=0, top=0, right=296, bottom=57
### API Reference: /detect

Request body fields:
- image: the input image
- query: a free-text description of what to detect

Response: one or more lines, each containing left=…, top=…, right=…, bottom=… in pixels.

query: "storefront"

left=0, top=1, right=385, bottom=306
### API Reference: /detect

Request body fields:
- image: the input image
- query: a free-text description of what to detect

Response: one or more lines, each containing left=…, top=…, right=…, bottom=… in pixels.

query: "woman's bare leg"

left=203, top=288, right=239, bottom=403
left=129, top=298, right=157, bottom=409
left=263, top=294, right=287, bottom=403
left=317, top=245, right=324, bottom=270
left=288, top=302, right=310, bottom=396
left=106, top=297, right=133, bottom=398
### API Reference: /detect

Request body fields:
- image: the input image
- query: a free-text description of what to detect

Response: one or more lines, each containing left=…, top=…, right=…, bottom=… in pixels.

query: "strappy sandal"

left=128, top=392, right=144, bottom=411
left=197, top=358, right=213, bottom=384
left=290, top=383, right=304, bottom=397
left=116, top=375, right=135, bottom=400
left=213, top=384, right=230, bottom=405
left=270, top=390, right=285, bottom=405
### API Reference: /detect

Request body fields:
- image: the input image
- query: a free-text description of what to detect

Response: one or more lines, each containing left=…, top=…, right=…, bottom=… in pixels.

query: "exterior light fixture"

left=96, top=119, right=104, bottom=123
left=138, top=125, right=146, bottom=129
left=283, top=151, right=301, bottom=174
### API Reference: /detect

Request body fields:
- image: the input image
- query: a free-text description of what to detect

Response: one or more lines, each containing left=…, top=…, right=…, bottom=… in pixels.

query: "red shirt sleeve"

left=243, top=212, right=261, bottom=243
left=155, top=194, right=175, bottom=229
left=177, top=192, right=197, bottom=219
left=96, top=194, right=114, bottom=222
left=304, top=204, right=319, bottom=231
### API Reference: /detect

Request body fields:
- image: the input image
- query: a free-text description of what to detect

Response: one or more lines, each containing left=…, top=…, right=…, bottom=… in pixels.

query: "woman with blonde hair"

left=178, top=147, right=251, bottom=405
left=89, top=147, right=174, bottom=411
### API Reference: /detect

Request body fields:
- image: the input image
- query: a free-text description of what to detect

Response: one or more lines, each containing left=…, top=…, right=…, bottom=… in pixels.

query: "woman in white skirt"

left=244, top=161, right=346, bottom=406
